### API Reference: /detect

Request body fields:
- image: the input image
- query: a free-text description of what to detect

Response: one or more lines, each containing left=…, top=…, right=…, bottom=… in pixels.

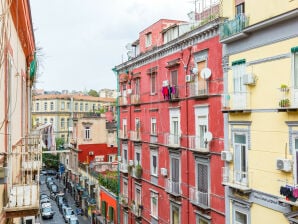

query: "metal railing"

left=164, top=133, right=180, bottom=147
left=119, top=162, right=128, bottom=173
left=188, top=135, right=209, bottom=152
left=220, top=14, right=249, bottom=40
left=222, top=92, right=250, bottom=110
left=189, top=186, right=210, bottom=208
left=165, top=179, right=181, bottom=196
left=119, top=96, right=128, bottom=106
left=130, top=130, right=141, bottom=141
left=131, top=94, right=141, bottom=104
left=118, top=129, right=128, bottom=139
left=222, top=167, right=250, bottom=189
left=189, top=80, right=208, bottom=97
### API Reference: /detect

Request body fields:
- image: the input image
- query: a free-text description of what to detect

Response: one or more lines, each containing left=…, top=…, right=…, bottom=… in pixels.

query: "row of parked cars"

left=44, top=173, right=79, bottom=223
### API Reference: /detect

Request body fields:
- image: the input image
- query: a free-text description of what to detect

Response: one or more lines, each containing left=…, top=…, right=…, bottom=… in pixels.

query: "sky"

left=29, top=0, right=193, bottom=92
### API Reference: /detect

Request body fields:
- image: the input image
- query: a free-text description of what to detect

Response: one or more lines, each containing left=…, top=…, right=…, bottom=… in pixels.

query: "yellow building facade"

left=220, top=0, right=298, bottom=223
left=32, top=94, right=115, bottom=143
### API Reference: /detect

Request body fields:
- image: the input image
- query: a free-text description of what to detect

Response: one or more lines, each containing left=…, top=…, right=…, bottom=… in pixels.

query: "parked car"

left=59, top=201, right=69, bottom=214
left=47, top=181, right=54, bottom=189
left=40, top=197, right=50, bottom=205
left=68, top=215, right=79, bottom=224
left=47, top=169, right=57, bottom=176
left=62, top=207, right=75, bottom=223
left=50, top=184, right=59, bottom=194
left=40, top=193, right=48, bottom=200
left=40, top=202, right=55, bottom=219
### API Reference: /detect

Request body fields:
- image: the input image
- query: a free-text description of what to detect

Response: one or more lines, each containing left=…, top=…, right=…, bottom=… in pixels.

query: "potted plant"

left=134, top=164, right=142, bottom=179
left=279, top=98, right=290, bottom=107
left=280, top=84, right=289, bottom=92
left=127, top=165, right=133, bottom=174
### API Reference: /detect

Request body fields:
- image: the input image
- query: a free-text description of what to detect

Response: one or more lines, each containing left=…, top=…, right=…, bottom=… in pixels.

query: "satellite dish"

left=200, top=67, right=211, bottom=79
left=204, top=131, right=213, bottom=142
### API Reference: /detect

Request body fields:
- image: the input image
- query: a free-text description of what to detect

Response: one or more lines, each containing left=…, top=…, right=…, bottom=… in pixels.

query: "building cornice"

left=115, top=18, right=223, bottom=73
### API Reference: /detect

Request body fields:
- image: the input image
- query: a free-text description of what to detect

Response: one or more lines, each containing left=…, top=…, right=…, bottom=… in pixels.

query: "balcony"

left=219, top=14, right=249, bottom=41
left=118, top=129, right=128, bottom=139
left=119, top=96, right=128, bottom=106
left=189, top=186, right=210, bottom=209
left=164, top=133, right=180, bottom=148
left=189, top=80, right=209, bottom=98
left=165, top=179, right=181, bottom=196
left=130, top=130, right=142, bottom=142
left=132, top=165, right=142, bottom=179
left=131, top=94, right=141, bottom=105
left=131, top=204, right=142, bottom=217
left=119, top=162, right=128, bottom=173
left=222, top=167, right=251, bottom=193
left=150, top=134, right=158, bottom=144
left=222, top=92, right=251, bottom=113
left=188, top=135, right=209, bottom=153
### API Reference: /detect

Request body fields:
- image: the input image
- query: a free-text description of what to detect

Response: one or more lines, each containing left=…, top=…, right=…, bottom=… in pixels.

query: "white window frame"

left=122, top=143, right=128, bottom=164
left=292, top=51, right=298, bottom=106
left=135, top=185, right=142, bottom=206
left=61, top=118, right=65, bottom=128
left=150, top=73, right=156, bottom=94
left=123, top=179, right=128, bottom=197
left=232, top=203, right=250, bottom=224
left=85, top=126, right=91, bottom=140
left=196, top=158, right=210, bottom=207
left=44, top=102, right=47, bottom=111
left=195, top=107, right=209, bottom=149
left=134, top=145, right=141, bottom=166
left=36, top=102, right=39, bottom=111
left=80, top=103, right=83, bottom=111
left=233, top=132, right=248, bottom=185
left=61, top=101, right=65, bottom=110
left=151, top=117, right=157, bottom=135
left=150, top=191, right=158, bottom=219
left=123, top=119, right=127, bottom=138
left=145, top=32, right=152, bottom=47
left=123, top=211, right=128, bottom=224
left=85, top=103, right=88, bottom=111
left=150, top=150, right=158, bottom=176
left=170, top=203, right=180, bottom=224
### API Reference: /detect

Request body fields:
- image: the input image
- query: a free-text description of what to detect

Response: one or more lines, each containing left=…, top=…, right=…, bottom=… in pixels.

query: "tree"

left=88, top=89, right=99, bottom=97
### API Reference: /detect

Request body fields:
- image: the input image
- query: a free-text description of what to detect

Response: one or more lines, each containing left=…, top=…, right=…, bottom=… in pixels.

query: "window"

left=67, top=118, right=70, bottom=128
left=232, top=60, right=247, bottom=109
left=85, top=127, right=90, bottom=139
left=80, top=103, right=83, bottom=111
left=134, top=78, right=140, bottom=95
left=196, top=158, right=209, bottom=207
left=36, top=102, right=39, bottom=111
left=85, top=103, right=88, bottom=111
left=233, top=133, right=247, bottom=185
left=135, top=145, right=141, bottom=166
left=151, top=74, right=156, bottom=94
left=75, top=103, right=78, bottom=111
left=145, top=32, right=152, bottom=47
left=170, top=155, right=180, bottom=195
left=61, top=102, right=65, bottom=110
left=35, top=118, right=39, bottom=125
left=151, top=118, right=157, bottom=135
left=50, top=118, right=53, bottom=124
left=67, top=102, right=70, bottom=110
left=135, top=185, right=142, bottom=206
left=171, top=70, right=178, bottom=86
left=196, top=215, right=210, bottom=224
left=170, top=203, right=180, bottom=224
left=44, top=118, right=47, bottom=124
left=195, top=107, right=209, bottom=149
left=232, top=203, right=250, bottom=224
left=123, top=212, right=128, bottom=224
left=108, top=155, right=115, bottom=162
left=122, top=143, right=128, bottom=164
left=123, top=179, right=128, bottom=196
left=61, top=118, right=65, bottom=128
left=151, top=150, right=158, bottom=176
left=236, top=2, right=245, bottom=15
left=293, top=135, right=298, bottom=184
left=150, top=192, right=158, bottom=218
left=50, top=102, right=54, bottom=111
left=44, top=102, right=47, bottom=111
left=123, top=119, right=127, bottom=138
left=170, top=109, right=180, bottom=146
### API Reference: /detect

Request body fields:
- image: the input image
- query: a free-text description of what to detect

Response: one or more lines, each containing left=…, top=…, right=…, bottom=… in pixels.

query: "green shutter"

left=231, top=59, right=246, bottom=66
left=101, top=201, right=106, bottom=217
left=291, top=46, right=298, bottom=53
left=108, top=206, right=114, bottom=221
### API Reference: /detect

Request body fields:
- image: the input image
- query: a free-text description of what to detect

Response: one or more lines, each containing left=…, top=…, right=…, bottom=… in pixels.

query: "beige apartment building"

left=32, top=93, right=116, bottom=143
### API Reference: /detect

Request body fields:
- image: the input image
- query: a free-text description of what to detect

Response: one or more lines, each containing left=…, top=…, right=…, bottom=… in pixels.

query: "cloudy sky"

left=30, top=0, right=193, bottom=92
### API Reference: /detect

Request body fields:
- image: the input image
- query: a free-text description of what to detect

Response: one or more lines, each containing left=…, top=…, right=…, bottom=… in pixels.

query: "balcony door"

left=171, top=157, right=180, bottom=194
left=234, top=133, right=247, bottom=185
left=232, top=63, right=247, bottom=109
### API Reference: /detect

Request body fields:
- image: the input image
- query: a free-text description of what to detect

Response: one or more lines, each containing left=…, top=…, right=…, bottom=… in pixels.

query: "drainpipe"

left=112, top=67, right=120, bottom=224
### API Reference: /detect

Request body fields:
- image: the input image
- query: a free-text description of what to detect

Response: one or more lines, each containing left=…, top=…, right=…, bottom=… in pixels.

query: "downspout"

left=112, top=67, right=120, bottom=224
left=183, top=46, right=192, bottom=224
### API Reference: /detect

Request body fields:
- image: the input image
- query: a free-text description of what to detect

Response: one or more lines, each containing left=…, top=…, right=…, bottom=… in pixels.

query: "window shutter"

left=197, top=163, right=208, bottom=192
left=101, top=201, right=106, bottom=217
left=108, top=206, right=114, bottom=221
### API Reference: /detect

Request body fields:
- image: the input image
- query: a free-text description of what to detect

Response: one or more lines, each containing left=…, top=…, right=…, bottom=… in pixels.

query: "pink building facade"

left=115, top=16, right=225, bottom=224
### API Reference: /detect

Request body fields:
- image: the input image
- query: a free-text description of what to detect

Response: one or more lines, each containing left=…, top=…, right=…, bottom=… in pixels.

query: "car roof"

left=41, top=202, right=51, bottom=208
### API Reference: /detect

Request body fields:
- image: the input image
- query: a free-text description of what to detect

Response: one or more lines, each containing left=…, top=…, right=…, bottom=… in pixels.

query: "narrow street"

left=39, top=174, right=90, bottom=224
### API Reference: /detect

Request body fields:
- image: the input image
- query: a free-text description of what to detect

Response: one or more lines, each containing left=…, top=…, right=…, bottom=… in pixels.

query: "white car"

left=62, top=207, right=75, bottom=223
left=40, top=203, right=54, bottom=219
left=68, top=215, right=79, bottom=224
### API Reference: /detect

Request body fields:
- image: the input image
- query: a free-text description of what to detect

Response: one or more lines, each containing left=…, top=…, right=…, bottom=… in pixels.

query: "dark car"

left=47, top=170, right=57, bottom=176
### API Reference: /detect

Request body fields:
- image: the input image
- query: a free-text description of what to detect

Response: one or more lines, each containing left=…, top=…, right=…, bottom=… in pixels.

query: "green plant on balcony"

left=134, top=164, right=143, bottom=178
left=127, top=165, right=133, bottom=174
left=279, top=98, right=290, bottom=107
left=280, top=84, right=289, bottom=92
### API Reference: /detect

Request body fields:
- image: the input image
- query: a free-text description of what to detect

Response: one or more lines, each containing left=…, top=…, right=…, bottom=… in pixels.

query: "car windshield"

left=65, top=209, right=74, bottom=216
left=43, top=207, right=52, bottom=213
left=51, top=185, right=57, bottom=191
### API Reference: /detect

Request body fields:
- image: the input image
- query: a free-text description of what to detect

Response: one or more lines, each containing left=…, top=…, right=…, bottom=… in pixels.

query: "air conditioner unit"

left=89, top=151, right=94, bottom=156
left=129, top=160, right=134, bottom=166
left=276, top=158, right=292, bottom=172
left=185, top=75, right=192, bottom=83
left=243, top=73, right=256, bottom=85
left=221, top=151, right=233, bottom=162
left=160, top=168, right=168, bottom=176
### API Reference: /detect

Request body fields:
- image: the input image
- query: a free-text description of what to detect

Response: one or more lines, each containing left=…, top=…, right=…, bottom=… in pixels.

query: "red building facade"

left=115, top=15, right=225, bottom=224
